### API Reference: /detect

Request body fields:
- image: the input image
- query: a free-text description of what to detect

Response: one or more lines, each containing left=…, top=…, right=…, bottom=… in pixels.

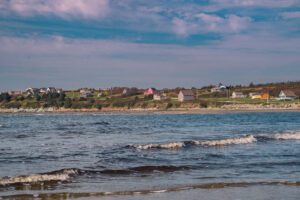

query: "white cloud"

left=4, top=0, right=109, bottom=18
left=280, top=11, right=300, bottom=19
left=227, top=15, right=252, bottom=32
left=194, top=13, right=251, bottom=33
left=212, top=0, right=299, bottom=8
left=172, top=18, right=190, bottom=37
left=195, top=13, right=223, bottom=31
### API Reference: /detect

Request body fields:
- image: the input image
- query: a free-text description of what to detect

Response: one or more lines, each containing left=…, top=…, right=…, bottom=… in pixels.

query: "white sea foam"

left=130, top=142, right=185, bottom=150
left=130, top=135, right=256, bottom=150
left=0, top=168, right=79, bottom=186
left=191, top=135, right=257, bottom=146
left=261, top=132, right=300, bottom=140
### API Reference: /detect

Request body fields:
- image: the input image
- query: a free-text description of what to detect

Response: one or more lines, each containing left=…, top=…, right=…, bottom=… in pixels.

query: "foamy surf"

left=129, top=142, right=185, bottom=150
left=0, top=168, right=80, bottom=186
left=129, top=135, right=256, bottom=150
left=257, top=132, right=300, bottom=140
left=191, top=135, right=257, bottom=146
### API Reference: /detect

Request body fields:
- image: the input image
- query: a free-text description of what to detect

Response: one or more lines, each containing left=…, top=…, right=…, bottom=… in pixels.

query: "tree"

left=64, top=98, right=72, bottom=108
left=0, top=93, right=11, bottom=102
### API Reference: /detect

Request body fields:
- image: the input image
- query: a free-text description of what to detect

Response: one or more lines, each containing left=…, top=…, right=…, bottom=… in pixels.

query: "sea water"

left=0, top=112, right=299, bottom=199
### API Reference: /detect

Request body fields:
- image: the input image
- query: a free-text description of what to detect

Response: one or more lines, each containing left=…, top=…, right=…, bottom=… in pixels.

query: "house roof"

left=281, top=90, right=297, bottom=97
left=180, top=90, right=194, bottom=96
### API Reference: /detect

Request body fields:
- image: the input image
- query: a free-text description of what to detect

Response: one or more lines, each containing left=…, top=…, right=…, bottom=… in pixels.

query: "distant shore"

left=1, top=105, right=300, bottom=114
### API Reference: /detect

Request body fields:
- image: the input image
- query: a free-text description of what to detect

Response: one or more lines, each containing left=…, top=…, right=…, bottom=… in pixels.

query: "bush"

left=166, top=102, right=173, bottom=109
left=144, top=94, right=153, bottom=100
left=0, top=93, right=11, bottom=102
left=94, top=104, right=102, bottom=110
left=141, top=102, right=148, bottom=108
left=112, top=102, right=127, bottom=107
left=3, top=102, right=21, bottom=109
left=64, top=98, right=72, bottom=108
left=199, top=100, right=208, bottom=108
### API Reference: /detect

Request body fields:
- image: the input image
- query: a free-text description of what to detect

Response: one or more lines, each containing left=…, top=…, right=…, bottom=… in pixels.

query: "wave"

left=90, top=121, right=110, bottom=125
left=0, top=168, right=80, bottom=186
left=129, top=135, right=256, bottom=150
left=128, top=142, right=185, bottom=150
left=257, top=132, right=300, bottom=140
left=190, top=135, right=256, bottom=146
left=0, top=165, right=189, bottom=186
left=129, top=132, right=300, bottom=150
left=2, top=181, right=299, bottom=199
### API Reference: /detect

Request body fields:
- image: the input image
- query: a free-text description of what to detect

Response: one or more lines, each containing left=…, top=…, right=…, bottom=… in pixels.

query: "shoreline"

left=0, top=107, right=300, bottom=114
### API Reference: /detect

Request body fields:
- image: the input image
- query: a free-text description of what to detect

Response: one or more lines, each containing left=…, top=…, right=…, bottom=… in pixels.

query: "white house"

left=211, top=83, right=227, bottom=93
left=232, top=91, right=246, bottom=98
left=153, top=92, right=167, bottom=101
left=279, top=90, right=297, bottom=100
left=178, top=90, right=195, bottom=102
left=80, top=88, right=93, bottom=98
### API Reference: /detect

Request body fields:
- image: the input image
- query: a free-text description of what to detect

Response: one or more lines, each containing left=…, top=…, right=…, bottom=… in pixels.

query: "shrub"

left=64, top=98, right=72, bottom=108
left=166, top=102, right=173, bottom=109
left=144, top=94, right=153, bottom=101
left=199, top=100, right=208, bottom=108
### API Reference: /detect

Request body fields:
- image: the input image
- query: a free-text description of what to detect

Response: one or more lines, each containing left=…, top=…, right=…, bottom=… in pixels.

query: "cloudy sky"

left=0, top=0, right=300, bottom=91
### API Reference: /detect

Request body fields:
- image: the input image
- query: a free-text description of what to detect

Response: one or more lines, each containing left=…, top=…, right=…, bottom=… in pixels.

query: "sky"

left=0, top=0, right=300, bottom=91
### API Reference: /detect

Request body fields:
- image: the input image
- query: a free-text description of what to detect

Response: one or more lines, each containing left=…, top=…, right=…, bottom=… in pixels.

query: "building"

left=80, top=88, right=93, bottom=98
left=39, top=88, right=47, bottom=94
left=144, top=88, right=156, bottom=96
left=178, top=90, right=195, bottom=102
left=211, top=83, right=227, bottom=93
left=122, top=88, right=138, bottom=96
left=25, top=88, right=39, bottom=96
left=261, top=93, right=270, bottom=100
left=8, top=91, right=22, bottom=96
left=46, top=87, right=57, bottom=94
left=153, top=92, right=167, bottom=101
left=279, top=90, right=297, bottom=100
left=232, top=91, right=246, bottom=98
left=249, top=92, right=261, bottom=99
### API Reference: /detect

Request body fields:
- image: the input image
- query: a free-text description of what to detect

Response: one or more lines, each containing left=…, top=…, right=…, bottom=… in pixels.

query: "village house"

left=249, top=92, right=261, bottom=99
left=8, top=91, right=22, bottom=97
left=144, top=88, right=156, bottom=96
left=25, top=87, right=40, bottom=96
left=39, top=88, right=47, bottom=94
left=56, top=88, right=63, bottom=94
left=231, top=91, right=246, bottom=98
left=211, top=83, right=227, bottom=93
left=46, top=87, right=57, bottom=94
left=153, top=92, right=167, bottom=101
left=279, top=90, right=298, bottom=100
left=80, top=88, right=93, bottom=98
left=261, top=92, right=270, bottom=100
left=178, top=90, right=195, bottom=102
left=122, top=88, right=138, bottom=96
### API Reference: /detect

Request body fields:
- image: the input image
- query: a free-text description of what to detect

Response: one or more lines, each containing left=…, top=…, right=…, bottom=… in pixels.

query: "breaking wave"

left=129, top=135, right=256, bottom=150
left=0, top=165, right=189, bottom=187
left=190, top=135, right=256, bottom=146
left=128, top=142, right=185, bottom=150
left=257, top=132, right=300, bottom=140
left=0, top=168, right=80, bottom=186
left=129, top=132, right=300, bottom=150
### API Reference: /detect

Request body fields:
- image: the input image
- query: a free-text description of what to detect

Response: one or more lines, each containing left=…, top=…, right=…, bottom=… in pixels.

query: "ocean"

left=0, top=112, right=299, bottom=199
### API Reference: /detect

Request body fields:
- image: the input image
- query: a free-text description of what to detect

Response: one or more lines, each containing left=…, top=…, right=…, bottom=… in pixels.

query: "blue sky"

left=0, top=0, right=300, bottom=91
